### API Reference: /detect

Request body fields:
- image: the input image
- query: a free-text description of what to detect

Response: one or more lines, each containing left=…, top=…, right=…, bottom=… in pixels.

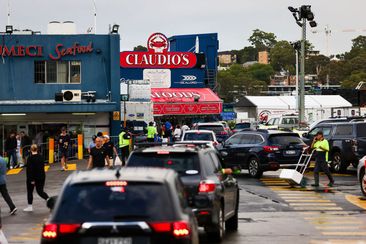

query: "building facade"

left=0, top=34, right=121, bottom=152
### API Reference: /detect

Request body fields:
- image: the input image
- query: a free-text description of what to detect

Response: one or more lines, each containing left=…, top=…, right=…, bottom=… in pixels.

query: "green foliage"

left=269, top=41, right=295, bottom=72
left=306, top=55, right=330, bottom=76
left=218, top=64, right=269, bottom=102
left=133, top=45, right=148, bottom=51
left=248, top=29, right=277, bottom=51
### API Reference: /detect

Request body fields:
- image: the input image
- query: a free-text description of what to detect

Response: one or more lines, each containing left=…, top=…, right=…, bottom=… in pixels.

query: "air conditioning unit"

left=61, top=90, right=81, bottom=102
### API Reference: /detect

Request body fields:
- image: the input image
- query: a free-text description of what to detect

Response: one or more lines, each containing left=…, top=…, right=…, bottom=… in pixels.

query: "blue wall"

left=0, top=34, right=121, bottom=136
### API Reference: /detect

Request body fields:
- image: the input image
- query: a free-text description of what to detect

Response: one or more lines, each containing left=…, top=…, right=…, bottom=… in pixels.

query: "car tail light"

left=219, top=131, right=228, bottom=135
left=149, top=221, right=190, bottom=238
left=42, top=224, right=58, bottom=239
left=198, top=180, right=216, bottom=193
left=263, top=146, right=280, bottom=153
left=173, top=221, right=190, bottom=237
left=42, top=223, right=81, bottom=239
left=59, top=224, right=81, bottom=234
left=105, top=181, right=128, bottom=187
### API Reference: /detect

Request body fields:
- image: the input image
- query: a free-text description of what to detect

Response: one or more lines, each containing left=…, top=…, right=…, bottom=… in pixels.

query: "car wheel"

left=225, top=190, right=239, bottom=231
left=206, top=206, right=225, bottom=242
left=331, top=152, right=347, bottom=173
left=361, top=168, right=366, bottom=196
left=248, top=158, right=263, bottom=178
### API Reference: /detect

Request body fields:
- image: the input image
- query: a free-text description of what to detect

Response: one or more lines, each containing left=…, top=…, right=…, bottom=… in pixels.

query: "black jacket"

left=5, top=137, right=17, bottom=151
left=26, top=154, right=46, bottom=181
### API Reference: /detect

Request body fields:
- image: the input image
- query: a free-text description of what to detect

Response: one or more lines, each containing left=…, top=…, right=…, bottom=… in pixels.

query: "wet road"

left=1, top=160, right=366, bottom=244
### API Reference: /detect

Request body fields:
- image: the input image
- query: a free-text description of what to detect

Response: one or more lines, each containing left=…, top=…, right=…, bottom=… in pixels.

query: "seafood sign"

left=120, top=33, right=197, bottom=68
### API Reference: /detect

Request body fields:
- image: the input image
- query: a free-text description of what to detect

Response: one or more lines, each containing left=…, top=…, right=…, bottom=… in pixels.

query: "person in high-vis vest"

left=311, top=131, right=334, bottom=187
left=119, top=128, right=131, bottom=166
left=147, top=122, right=157, bottom=143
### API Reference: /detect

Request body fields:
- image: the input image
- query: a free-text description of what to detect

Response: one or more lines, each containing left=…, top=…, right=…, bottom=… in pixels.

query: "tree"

left=246, top=63, right=274, bottom=83
left=248, top=29, right=277, bottom=51
left=269, top=41, right=295, bottom=73
left=133, top=45, right=147, bottom=51
left=341, top=71, right=366, bottom=88
left=306, top=55, right=330, bottom=76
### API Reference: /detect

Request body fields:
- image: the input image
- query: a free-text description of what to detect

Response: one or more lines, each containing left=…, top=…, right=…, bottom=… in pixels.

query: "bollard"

left=78, top=134, right=83, bottom=160
left=49, top=138, right=54, bottom=164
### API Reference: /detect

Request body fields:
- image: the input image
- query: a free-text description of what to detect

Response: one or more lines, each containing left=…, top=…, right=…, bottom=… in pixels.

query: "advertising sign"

left=120, top=33, right=197, bottom=69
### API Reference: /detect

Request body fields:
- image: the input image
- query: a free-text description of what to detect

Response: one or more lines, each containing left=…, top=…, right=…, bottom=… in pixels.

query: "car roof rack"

left=134, top=142, right=211, bottom=149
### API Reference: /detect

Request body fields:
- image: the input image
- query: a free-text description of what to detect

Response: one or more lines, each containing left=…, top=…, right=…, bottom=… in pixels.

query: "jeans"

left=6, top=150, right=17, bottom=168
left=26, top=179, right=49, bottom=205
left=0, top=184, right=16, bottom=210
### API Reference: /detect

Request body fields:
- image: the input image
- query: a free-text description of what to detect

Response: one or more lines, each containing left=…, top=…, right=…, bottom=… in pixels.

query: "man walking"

left=5, top=132, right=18, bottom=169
left=0, top=155, right=17, bottom=215
left=87, top=137, right=109, bottom=169
left=58, top=127, right=70, bottom=171
left=311, top=131, right=334, bottom=187
left=119, top=127, right=131, bottom=166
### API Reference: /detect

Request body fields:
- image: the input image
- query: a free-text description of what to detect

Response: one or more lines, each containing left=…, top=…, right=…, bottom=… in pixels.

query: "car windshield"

left=128, top=152, right=200, bottom=175
left=183, top=132, right=214, bottom=141
left=53, top=182, right=174, bottom=222
left=235, top=123, right=251, bottom=129
left=197, top=125, right=224, bottom=133
left=268, top=134, right=304, bottom=146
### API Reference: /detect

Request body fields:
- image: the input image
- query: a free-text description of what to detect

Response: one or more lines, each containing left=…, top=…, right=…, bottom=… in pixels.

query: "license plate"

left=98, top=237, right=132, bottom=244
left=285, top=150, right=296, bottom=155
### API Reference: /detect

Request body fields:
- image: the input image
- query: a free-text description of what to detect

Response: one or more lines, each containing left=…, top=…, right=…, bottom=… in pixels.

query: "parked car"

left=181, top=130, right=219, bottom=149
left=192, top=122, right=231, bottom=143
left=302, top=122, right=366, bottom=173
left=232, top=122, right=252, bottom=133
left=217, top=130, right=306, bottom=178
left=357, top=156, right=366, bottom=196
left=127, top=144, right=239, bottom=242
left=309, top=116, right=365, bottom=130
left=41, top=168, right=199, bottom=244
left=259, top=115, right=299, bottom=130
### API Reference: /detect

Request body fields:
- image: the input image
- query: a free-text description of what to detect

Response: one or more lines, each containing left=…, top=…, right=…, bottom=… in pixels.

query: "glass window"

left=251, top=134, right=264, bottom=144
left=239, top=134, right=253, bottom=144
left=226, top=135, right=241, bottom=145
left=309, top=127, right=332, bottom=137
left=35, top=60, right=81, bottom=84
left=197, top=125, right=225, bottom=133
left=267, top=118, right=275, bottom=125
left=268, top=134, right=304, bottom=146
left=209, top=152, right=222, bottom=171
left=127, top=152, right=200, bottom=176
left=334, top=125, right=353, bottom=136
left=183, top=132, right=214, bottom=141
left=53, top=183, right=174, bottom=223
left=357, top=124, right=366, bottom=137
left=203, top=153, right=216, bottom=175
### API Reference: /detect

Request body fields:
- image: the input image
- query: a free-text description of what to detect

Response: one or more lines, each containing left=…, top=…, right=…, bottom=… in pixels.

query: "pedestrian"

left=23, top=144, right=49, bottom=212
left=16, top=134, right=22, bottom=165
left=5, top=132, right=18, bottom=169
left=173, top=125, right=182, bottom=141
left=20, top=131, right=32, bottom=164
left=0, top=155, right=17, bottom=215
left=311, top=131, right=334, bottom=187
left=164, top=120, right=173, bottom=142
left=87, top=137, right=109, bottom=169
left=181, top=123, right=190, bottom=132
left=103, top=135, right=118, bottom=167
left=119, top=127, right=131, bottom=165
left=88, top=135, right=97, bottom=154
left=58, top=127, right=70, bottom=171
left=147, top=122, right=157, bottom=142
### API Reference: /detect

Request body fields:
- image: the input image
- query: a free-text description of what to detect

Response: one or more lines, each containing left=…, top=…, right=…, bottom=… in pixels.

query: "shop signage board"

left=120, top=33, right=197, bottom=69
left=151, top=88, right=222, bottom=115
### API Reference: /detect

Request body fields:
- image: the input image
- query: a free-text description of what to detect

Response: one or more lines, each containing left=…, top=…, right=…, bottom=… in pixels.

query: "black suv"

left=126, top=144, right=239, bottom=242
left=302, top=122, right=366, bottom=172
left=217, top=130, right=306, bottom=178
left=42, top=168, right=199, bottom=244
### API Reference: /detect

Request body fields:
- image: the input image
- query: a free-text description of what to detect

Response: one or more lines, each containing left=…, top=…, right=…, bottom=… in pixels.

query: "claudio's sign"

left=120, top=33, right=197, bottom=69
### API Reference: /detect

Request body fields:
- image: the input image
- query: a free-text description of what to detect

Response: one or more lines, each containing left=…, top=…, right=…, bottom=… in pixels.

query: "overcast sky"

left=1, top=0, right=365, bottom=55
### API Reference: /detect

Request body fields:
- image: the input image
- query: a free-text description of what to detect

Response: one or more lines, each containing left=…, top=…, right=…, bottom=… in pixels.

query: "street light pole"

left=299, top=18, right=306, bottom=123
left=295, top=49, right=299, bottom=111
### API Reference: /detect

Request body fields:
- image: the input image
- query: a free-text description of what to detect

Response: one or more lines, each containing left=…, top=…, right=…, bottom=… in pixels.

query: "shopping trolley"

left=280, top=147, right=314, bottom=186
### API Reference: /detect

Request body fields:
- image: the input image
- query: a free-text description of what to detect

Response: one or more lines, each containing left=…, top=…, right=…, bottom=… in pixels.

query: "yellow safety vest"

left=119, top=132, right=130, bottom=148
left=147, top=126, right=157, bottom=139
left=313, top=139, right=329, bottom=161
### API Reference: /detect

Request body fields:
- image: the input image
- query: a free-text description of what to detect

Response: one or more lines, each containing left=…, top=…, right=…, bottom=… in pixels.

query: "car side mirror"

left=302, top=132, right=308, bottom=138
left=47, top=196, right=58, bottom=210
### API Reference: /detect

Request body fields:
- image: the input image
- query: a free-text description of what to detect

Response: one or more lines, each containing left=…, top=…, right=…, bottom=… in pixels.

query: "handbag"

left=114, top=156, right=123, bottom=166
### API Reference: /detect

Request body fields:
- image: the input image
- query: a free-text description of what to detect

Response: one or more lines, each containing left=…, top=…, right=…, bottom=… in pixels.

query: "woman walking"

left=23, top=144, right=49, bottom=212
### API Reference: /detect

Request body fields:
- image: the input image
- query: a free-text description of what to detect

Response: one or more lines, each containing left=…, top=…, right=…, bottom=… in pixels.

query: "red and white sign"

left=120, top=33, right=197, bottom=69
left=151, top=88, right=222, bottom=115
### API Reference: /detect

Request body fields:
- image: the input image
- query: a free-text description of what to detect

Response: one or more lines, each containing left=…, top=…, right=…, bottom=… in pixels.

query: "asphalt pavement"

left=1, top=160, right=365, bottom=244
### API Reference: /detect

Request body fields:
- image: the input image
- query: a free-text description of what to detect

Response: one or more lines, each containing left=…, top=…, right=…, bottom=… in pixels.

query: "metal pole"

left=92, top=0, right=97, bottom=34
left=7, top=0, right=10, bottom=25
left=123, top=100, right=127, bottom=128
left=295, top=50, right=299, bottom=111
left=299, top=18, right=306, bottom=123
